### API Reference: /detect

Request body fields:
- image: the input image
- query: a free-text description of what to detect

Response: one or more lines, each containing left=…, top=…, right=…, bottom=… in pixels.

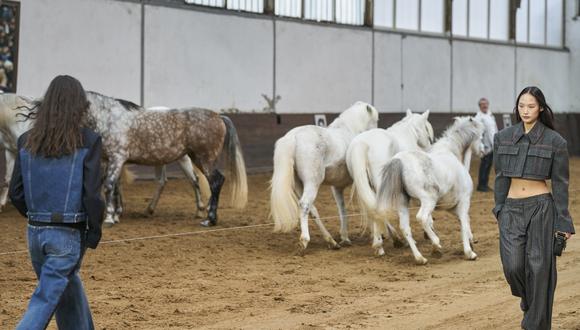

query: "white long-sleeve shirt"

left=475, top=109, right=498, bottom=155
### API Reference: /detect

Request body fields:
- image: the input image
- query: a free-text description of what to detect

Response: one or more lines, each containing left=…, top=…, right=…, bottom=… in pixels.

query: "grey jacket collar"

left=512, top=121, right=545, bottom=145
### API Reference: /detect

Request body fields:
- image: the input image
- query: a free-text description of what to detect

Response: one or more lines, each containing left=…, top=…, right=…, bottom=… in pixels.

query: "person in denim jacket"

left=493, top=86, right=574, bottom=330
left=9, top=75, right=104, bottom=330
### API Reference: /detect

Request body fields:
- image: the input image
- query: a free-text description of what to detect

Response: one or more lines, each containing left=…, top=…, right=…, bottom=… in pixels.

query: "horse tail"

left=120, top=165, right=136, bottom=185
left=220, top=115, right=248, bottom=209
left=270, top=135, right=299, bottom=233
left=377, top=158, right=406, bottom=214
left=347, top=141, right=376, bottom=213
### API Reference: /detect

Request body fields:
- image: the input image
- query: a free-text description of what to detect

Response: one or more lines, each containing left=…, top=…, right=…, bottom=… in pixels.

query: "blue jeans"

left=17, top=225, right=94, bottom=330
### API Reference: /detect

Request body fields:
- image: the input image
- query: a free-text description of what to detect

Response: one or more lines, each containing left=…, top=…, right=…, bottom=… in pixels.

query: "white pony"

left=0, top=94, right=35, bottom=210
left=346, top=109, right=434, bottom=256
left=271, top=101, right=379, bottom=252
left=376, top=116, right=485, bottom=265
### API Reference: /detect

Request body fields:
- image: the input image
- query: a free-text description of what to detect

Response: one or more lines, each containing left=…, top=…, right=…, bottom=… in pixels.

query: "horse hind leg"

left=177, top=156, right=205, bottom=218
left=103, top=160, right=125, bottom=227
left=146, top=165, right=167, bottom=215
left=372, top=220, right=386, bottom=256
left=331, top=186, right=351, bottom=246
left=385, top=220, right=406, bottom=248
left=398, top=200, right=427, bottom=265
left=310, top=204, right=340, bottom=250
left=416, top=199, right=442, bottom=258
left=200, top=169, right=225, bottom=227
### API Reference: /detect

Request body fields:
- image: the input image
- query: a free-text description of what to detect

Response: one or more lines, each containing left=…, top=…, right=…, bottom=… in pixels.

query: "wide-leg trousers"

left=498, top=193, right=557, bottom=330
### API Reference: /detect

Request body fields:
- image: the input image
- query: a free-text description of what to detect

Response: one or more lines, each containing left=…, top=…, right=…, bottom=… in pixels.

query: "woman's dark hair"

left=25, top=75, right=89, bottom=157
left=513, top=86, right=555, bottom=130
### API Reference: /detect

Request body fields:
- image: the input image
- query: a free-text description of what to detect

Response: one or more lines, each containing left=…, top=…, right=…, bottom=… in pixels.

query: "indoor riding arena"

left=1, top=1, right=580, bottom=329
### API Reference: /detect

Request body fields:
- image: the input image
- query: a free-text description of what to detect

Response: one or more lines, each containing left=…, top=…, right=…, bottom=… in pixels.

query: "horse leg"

left=113, top=181, right=123, bottom=223
left=103, top=160, right=125, bottom=227
left=372, top=220, right=385, bottom=256
left=331, top=186, right=350, bottom=246
left=296, top=183, right=320, bottom=253
left=309, top=204, right=339, bottom=250
left=416, top=199, right=442, bottom=257
left=200, top=169, right=224, bottom=227
left=455, top=198, right=477, bottom=260
left=177, top=156, right=205, bottom=218
left=384, top=220, right=406, bottom=248
left=0, top=150, right=14, bottom=211
left=146, top=165, right=167, bottom=215
left=398, top=200, right=427, bottom=265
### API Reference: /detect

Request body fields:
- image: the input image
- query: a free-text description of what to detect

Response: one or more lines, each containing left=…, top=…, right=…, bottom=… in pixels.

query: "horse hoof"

left=431, top=248, right=443, bottom=258
left=393, top=239, right=406, bottom=248
left=465, top=251, right=478, bottom=260
left=339, top=239, right=352, bottom=247
left=103, top=219, right=115, bottom=228
left=375, top=248, right=385, bottom=257
left=200, top=219, right=216, bottom=227
left=113, top=215, right=120, bottom=224
left=195, top=209, right=205, bottom=219
left=145, top=207, right=155, bottom=216
left=415, top=256, right=428, bottom=265
left=328, top=241, right=341, bottom=250
left=295, top=243, right=306, bottom=256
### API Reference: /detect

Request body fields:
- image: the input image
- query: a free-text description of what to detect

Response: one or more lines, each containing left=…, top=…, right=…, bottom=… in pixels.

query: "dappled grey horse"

left=84, top=92, right=248, bottom=227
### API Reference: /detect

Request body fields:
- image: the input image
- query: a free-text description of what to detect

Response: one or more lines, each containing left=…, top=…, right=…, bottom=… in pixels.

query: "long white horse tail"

left=347, top=142, right=376, bottom=213
left=221, top=116, right=248, bottom=209
left=377, top=158, right=406, bottom=214
left=270, top=135, right=299, bottom=233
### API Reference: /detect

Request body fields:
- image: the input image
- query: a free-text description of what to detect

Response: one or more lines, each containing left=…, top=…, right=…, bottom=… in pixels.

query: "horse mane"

left=331, top=101, right=378, bottom=133
left=434, top=116, right=481, bottom=153
left=86, top=91, right=143, bottom=112
left=116, top=98, right=141, bottom=111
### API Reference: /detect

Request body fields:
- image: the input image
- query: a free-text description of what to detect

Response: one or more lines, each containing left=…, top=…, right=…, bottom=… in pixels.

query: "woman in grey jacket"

left=493, top=86, right=574, bottom=330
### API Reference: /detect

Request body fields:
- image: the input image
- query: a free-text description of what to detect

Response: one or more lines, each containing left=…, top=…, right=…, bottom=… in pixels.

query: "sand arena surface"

left=1, top=159, right=580, bottom=329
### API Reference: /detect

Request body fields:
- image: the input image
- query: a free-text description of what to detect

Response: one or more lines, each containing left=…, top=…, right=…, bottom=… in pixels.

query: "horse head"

left=336, top=101, right=379, bottom=134
left=468, top=117, right=485, bottom=158
left=404, top=109, right=433, bottom=149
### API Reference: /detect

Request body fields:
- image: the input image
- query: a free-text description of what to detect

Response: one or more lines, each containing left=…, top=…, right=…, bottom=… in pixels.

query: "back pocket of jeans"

left=43, top=228, right=78, bottom=257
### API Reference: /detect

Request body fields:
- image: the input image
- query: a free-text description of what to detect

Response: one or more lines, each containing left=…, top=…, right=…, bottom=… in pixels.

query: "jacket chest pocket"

left=497, top=145, right=519, bottom=171
left=523, top=147, right=553, bottom=177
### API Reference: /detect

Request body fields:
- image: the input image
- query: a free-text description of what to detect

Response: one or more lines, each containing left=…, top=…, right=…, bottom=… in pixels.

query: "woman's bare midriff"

left=508, top=178, right=550, bottom=198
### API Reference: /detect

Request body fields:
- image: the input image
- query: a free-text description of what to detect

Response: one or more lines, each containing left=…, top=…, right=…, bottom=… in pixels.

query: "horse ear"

left=469, top=117, right=473, bottom=122
left=406, top=109, right=412, bottom=117
left=366, top=105, right=373, bottom=114
left=422, top=109, right=430, bottom=119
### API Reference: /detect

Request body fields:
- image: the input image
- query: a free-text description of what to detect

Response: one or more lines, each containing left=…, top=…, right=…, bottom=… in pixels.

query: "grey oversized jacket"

left=492, top=121, right=575, bottom=234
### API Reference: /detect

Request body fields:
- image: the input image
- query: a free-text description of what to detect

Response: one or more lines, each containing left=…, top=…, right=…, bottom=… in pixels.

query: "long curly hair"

left=25, top=75, right=89, bottom=157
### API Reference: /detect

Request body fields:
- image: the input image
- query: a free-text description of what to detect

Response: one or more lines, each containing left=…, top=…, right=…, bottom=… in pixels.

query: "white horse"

left=0, top=94, right=35, bottom=210
left=376, top=116, right=484, bottom=265
left=346, top=109, right=434, bottom=256
left=270, top=101, right=379, bottom=252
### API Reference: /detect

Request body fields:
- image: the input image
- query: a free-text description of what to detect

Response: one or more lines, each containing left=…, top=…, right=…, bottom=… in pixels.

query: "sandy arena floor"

left=1, top=159, right=580, bottom=330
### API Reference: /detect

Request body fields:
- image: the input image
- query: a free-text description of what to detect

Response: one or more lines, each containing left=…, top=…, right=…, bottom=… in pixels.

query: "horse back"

left=126, top=109, right=225, bottom=165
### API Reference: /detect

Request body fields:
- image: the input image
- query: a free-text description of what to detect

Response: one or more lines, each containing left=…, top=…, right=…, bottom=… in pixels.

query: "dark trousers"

left=499, top=194, right=557, bottom=330
left=478, top=152, right=493, bottom=189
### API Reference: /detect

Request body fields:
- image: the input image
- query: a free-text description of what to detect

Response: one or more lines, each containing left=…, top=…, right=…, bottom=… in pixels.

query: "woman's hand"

left=558, top=232, right=572, bottom=240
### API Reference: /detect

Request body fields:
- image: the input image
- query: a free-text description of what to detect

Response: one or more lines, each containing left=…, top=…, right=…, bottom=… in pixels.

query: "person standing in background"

left=475, top=97, right=498, bottom=192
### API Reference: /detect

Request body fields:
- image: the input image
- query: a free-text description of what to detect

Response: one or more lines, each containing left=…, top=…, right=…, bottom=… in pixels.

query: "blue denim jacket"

left=9, top=128, right=105, bottom=248
left=493, top=121, right=575, bottom=234
left=20, top=147, right=89, bottom=223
